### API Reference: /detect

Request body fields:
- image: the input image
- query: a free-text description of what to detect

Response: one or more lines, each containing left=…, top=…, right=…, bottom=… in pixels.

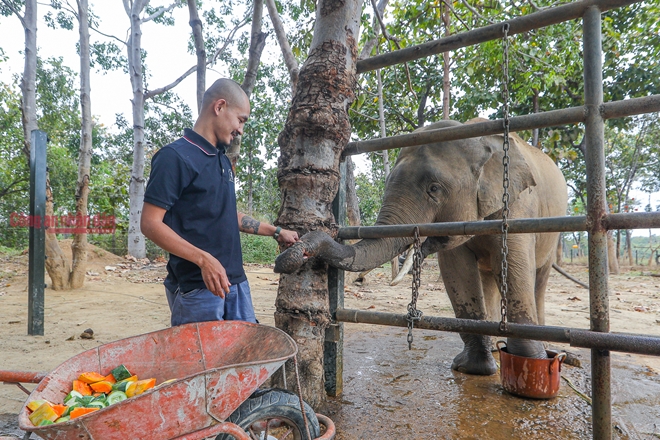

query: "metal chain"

left=500, top=23, right=511, bottom=333
left=406, top=227, right=423, bottom=349
left=293, top=356, right=312, bottom=440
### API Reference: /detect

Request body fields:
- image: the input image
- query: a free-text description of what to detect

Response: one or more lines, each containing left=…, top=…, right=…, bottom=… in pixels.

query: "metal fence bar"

left=335, top=309, right=660, bottom=357
left=343, top=94, right=660, bottom=157
left=357, top=0, right=641, bottom=73
left=583, top=6, right=611, bottom=438
left=28, top=130, right=47, bottom=337
left=336, top=212, right=660, bottom=240
left=325, top=161, right=346, bottom=397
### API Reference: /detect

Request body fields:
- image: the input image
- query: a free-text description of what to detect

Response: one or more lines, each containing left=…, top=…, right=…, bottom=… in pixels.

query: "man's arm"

left=237, top=212, right=299, bottom=247
left=141, top=202, right=231, bottom=298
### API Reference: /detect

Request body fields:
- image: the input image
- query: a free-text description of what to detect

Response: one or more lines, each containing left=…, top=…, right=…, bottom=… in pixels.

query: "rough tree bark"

left=275, top=0, right=363, bottom=408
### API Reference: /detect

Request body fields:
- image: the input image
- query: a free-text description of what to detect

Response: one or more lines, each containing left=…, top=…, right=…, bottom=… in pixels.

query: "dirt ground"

left=1, top=242, right=659, bottom=439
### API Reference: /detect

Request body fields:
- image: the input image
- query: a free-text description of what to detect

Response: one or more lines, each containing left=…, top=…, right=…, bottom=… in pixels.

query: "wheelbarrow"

left=0, top=321, right=335, bottom=440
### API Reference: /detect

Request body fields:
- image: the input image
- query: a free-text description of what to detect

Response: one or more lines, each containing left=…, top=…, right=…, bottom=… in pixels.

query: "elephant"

left=274, top=118, right=568, bottom=376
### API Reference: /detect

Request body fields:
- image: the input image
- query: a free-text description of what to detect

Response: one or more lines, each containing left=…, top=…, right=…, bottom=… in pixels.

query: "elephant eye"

left=429, top=184, right=439, bottom=192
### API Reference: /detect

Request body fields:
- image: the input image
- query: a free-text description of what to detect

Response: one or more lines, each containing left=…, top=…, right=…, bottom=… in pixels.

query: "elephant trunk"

left=274, top=230, right=413, bottom=274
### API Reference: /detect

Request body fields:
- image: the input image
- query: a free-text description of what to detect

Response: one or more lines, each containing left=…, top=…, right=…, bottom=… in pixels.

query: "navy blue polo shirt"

left=144, top=128, right=246, bottom=293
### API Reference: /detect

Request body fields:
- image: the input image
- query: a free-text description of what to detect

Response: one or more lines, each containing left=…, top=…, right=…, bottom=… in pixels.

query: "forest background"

left=0, top=0, right=659, bottom=281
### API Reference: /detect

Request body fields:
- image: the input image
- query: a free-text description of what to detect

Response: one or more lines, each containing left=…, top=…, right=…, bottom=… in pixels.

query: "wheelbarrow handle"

left=0, top=370, right=48, bottom=384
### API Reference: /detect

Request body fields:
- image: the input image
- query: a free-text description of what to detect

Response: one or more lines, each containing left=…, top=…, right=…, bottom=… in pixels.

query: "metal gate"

left=323, top=1, right=660, bottom=438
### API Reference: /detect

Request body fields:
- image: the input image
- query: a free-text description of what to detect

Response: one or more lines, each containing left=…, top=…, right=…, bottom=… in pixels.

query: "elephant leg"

left=534, top=258, right=553, bottom=326
left=480, top=269, right=501, bottom=351
left=439, top=246, right=497, bottom=376
left=492, top=234, right=547, bottom=359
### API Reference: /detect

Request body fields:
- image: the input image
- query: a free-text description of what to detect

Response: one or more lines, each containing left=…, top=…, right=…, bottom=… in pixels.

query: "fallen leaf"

left=367, top=305, right=376, bottom=309
left=567, top=296, right=581, bottom=301
left=633, top=306, right=648, bottom=312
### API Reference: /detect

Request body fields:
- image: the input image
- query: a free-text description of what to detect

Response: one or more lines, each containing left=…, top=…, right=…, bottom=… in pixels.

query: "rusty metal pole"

left=325, top=161, right=346, bottom=397
left=583, top=6, right=611, bottom=439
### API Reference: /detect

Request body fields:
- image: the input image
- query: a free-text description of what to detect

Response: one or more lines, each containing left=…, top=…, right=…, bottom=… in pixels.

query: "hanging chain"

left=499, top=23, right=511, bottom=333
left=406, top=227, right=423, bottom=349
left=292, top=356, right=312, bottom=440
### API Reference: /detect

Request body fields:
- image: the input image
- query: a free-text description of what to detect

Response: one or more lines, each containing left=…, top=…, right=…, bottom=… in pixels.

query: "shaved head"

left=201, top=78, right=248, bottom=112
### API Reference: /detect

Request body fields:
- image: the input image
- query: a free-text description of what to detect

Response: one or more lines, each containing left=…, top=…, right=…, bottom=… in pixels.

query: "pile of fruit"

left=27, top=364, right=160, bottom=426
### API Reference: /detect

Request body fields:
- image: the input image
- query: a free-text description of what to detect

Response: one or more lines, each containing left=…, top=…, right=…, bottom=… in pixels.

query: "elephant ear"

left=477, top=134, right=537, bottom=219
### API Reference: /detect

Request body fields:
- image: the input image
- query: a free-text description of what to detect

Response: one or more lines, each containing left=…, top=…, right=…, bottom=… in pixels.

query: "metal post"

left=325, top=160, right=346, bottom=396
left=583, top=7, right=611, bottom=439
left=28, top=130, right=47, bottom=336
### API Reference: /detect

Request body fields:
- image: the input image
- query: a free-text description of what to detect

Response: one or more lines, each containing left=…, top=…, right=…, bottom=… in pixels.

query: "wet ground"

left=2, top=325, right=660, bottom=439
left=323, top=326, right=660, bottom=440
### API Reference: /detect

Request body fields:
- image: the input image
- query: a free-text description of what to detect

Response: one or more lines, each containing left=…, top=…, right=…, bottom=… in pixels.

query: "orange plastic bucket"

left=497, top=341, right=566, bottom=399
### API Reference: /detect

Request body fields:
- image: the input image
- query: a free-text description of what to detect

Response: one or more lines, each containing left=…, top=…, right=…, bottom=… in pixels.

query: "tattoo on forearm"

left=241, top=216, right=261, bottom=234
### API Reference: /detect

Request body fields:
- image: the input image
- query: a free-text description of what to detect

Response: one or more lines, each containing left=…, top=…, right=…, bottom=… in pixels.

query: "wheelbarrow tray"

left=18, top=321, right=297, bottom=440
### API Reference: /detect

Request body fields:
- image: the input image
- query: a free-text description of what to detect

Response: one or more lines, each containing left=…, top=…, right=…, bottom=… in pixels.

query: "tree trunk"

left=375, top=66, right=397, bottom=279
left=607, top=230, right=619, bottom=275
left=275, top=0, right=362, bottom=408
left=187, top=0, right=206, bottom=113
left=227, top=0, right=266, bottom=169
left=45, top=181, right=70, bottom=290
left=555, top=234, right=563, bottom=267
left=345, top=157, right=360, bottom=227
left=127, top=0, right=148, bottom=259
left=441, top=3, right=450, bottom=120
left=626, top=229, right=633, bottom=265
left=20, top=0, right=38, bottom=158
left=69, top=0, right=93, bottom=289
left=532, top=89, right=539, bottom=147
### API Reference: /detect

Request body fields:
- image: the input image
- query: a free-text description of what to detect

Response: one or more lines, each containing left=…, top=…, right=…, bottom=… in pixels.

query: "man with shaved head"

left=141, top=78, right=298, bottom=326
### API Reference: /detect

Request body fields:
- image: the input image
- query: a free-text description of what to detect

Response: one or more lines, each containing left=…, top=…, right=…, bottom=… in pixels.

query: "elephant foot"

left=451, top=334, right=498, bottom=375
left=505, top=337, right=547, bottom=359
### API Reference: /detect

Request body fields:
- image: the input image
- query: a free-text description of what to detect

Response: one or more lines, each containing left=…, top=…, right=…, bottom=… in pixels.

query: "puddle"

left=323, top=326, right=660, bottom=439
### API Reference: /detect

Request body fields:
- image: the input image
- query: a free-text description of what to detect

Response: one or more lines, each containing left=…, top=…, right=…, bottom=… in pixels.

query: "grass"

left=241, top=233, right=279, bottom=264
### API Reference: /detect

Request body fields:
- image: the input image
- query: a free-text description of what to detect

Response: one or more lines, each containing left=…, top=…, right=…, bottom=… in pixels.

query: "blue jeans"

left=165, top=279, right=257, bottom=327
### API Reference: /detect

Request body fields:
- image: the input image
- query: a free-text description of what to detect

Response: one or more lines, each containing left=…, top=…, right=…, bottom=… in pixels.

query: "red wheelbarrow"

left=0, top=321, right=335, bottom=440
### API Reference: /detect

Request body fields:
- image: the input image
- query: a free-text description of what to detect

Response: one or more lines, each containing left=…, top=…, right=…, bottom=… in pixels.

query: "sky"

left=0, top=1, right=657, bottom=236
left=0, top=1, right=229, bottom=124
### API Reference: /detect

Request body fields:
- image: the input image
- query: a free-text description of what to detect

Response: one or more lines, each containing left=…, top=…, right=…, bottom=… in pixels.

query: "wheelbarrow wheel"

left=216, top=388, right=320, bottom=440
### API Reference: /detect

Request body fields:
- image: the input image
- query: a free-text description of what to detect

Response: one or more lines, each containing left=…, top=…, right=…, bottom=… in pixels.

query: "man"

left=141, top=78, right=298, bottom=326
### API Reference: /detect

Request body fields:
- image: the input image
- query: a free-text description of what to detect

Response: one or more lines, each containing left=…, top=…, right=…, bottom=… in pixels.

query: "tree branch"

left=459, top=0, right=495, bottom=24
left=209, top=14, right=250, bottom=65
left=144, top=65, right=195, bottom=99
left=369, top=0, right=416, bottom=99
left=1, top=0, right=26, bottom=27
left=241, top=0, right=266, bottom=97
left=359, top=0, right=388, bottom=59
left=144, top=14, right=251, bottom=101
left=90, top=24, right=128, bottom=45
left=140, top=0, right=177, bottom=23
left=265, top=0, right=298, bottom=91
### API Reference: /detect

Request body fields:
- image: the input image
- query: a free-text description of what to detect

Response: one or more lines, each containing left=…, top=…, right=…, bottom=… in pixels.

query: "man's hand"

left=198, top=252, right=231, bottom=298
left=142, top=202, right=231, bottom=298
left=276, top=229, right=299, bottom=248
